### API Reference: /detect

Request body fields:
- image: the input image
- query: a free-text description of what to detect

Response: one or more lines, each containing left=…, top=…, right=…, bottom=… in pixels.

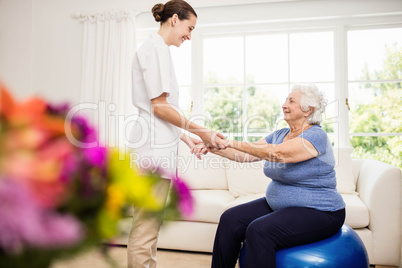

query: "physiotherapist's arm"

left=180, top=132, right=206, bottom=159
left=151, top=93, right=226, bottom=149
left=180, top=132, right=202, bottom=147
left=227, top=137, right=318, bottom=163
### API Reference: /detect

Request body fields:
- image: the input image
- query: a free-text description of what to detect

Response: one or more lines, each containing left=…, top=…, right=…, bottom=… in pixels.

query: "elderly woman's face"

left=282, top=90, right=310, bottom=123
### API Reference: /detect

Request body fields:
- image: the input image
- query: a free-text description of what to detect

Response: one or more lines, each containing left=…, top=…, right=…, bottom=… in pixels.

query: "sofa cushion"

left=226, top=161, right=271, bottom=197
left=184, top=190, right=235, bottom=224
left=177, top=141, right=228, bottom=190
left=334, top=147, right=357, bottom=194
left=225, top=193, right=369, bottom=229
left=342, top=194, right=369, bottom=228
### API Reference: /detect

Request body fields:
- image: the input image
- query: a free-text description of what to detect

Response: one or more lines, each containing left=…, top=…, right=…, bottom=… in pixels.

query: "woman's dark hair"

left=152, top=0, right=197, bottom=24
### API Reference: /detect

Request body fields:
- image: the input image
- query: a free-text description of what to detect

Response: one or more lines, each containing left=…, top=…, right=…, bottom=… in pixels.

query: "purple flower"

left=0, top=179, right=83, bottom=254
left=71, top=116, right=98, bottom=143
left=33, top=212, right=83, bottom=249
left=82, top=146, right=107, bottom=168
left=46, top=103, right=70, bottom=115
left=60, top=154, right=79, bottom=182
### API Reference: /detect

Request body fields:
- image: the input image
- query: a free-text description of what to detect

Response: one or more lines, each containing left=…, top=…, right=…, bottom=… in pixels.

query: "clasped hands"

left=192, top=130, right=231, bottom=159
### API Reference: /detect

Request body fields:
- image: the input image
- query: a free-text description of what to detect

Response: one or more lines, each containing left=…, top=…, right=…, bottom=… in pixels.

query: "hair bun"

left=152, top=3, right=164, bottom=22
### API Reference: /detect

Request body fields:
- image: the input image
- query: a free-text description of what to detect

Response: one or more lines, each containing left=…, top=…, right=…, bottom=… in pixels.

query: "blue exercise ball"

left=239, top=225, right=369, bottom=268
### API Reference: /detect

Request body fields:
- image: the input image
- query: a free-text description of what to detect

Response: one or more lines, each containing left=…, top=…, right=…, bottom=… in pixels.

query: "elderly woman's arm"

left=228, top=137, right=318, bottom=163
left=192, top=143, right=261, bottom=163
left=211, top=147, right=262, bottom=163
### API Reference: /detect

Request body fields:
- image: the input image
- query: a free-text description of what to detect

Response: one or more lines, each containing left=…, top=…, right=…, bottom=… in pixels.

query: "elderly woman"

left=195, top=84, right=345, bottom=268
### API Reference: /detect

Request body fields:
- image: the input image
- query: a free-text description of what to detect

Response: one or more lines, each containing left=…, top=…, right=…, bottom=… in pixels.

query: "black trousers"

left=211, top=197, right=345, bottom=268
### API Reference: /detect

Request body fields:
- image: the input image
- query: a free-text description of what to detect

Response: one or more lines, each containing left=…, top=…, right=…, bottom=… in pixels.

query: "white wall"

left=0, top=0, right=154, bottom=103
left=0, top=0, right=33, bottom=99
left=30, top=0, right=157, bottom=104
left=0, top=0, right=401, bottom=103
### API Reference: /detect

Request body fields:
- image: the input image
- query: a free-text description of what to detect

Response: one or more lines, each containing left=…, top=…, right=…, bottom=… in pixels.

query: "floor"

left=51, top=246, right=213, bottom=268
left=50, top=245, right=401, bottom=268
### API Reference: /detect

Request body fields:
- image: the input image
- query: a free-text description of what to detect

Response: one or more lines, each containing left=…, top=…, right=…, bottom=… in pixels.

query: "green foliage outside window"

left=350, top=44, right=402, bottom=169
left=202, top=44, right=400, bottom=169
left=204, top=73, right=282, bottom=142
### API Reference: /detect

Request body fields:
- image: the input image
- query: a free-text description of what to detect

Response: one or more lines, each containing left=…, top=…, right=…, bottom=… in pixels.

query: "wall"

left=0, top=0, right=33, bottom=99
left=30, top=0, right=157, bottom=104
left=0, top=0, right=153, bottom=103
left=0, top=0, right=401, bottom=103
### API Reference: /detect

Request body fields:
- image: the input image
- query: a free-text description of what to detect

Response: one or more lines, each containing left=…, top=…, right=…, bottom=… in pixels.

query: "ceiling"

left=187, top=0, right=305, bottom=8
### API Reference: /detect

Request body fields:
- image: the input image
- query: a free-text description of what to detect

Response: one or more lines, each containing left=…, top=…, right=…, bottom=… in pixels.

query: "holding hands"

left=191, top=131, right=231, bottom=159
left=181, top=130, right=228, bottom=159
left=181, top=128, right=228, bottom=159
left=198, top=129, right=227, bottom=150
left=191, top=143, right=209, bottom=159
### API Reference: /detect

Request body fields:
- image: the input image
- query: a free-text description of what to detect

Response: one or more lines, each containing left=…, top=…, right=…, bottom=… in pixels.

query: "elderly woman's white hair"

left=291, top=84, right=328, bottom=125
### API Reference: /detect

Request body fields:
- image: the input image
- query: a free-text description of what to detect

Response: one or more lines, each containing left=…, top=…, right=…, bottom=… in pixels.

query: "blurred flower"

left=0, top=179, right=83, bottom=254
left=71, top=115, right=97, bottom=143
left=171, top=176, right=194, bottom=218
left=0, top=83, right=193, bottom=267
left=0, top=87, right=46, bottom=127
left=47, top=102, right=70, bottom=115
left=83, top=146, right=107, bottom=167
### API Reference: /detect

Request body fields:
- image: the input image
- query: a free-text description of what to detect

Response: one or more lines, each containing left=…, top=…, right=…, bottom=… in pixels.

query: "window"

left=201, top=31, right=335, bottom=142
left=166, top=11, right=401, bottom=168
left=347, top=27, right=402, bottom=168
left=171, top=42, right=193, bottom=118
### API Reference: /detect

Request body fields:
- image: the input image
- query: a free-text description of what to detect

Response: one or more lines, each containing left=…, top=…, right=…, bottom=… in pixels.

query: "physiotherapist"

left=128, top=1, right=226, bottom=267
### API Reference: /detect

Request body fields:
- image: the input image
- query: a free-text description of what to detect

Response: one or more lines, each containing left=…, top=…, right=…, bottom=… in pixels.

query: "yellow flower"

left=107, top=149, right=165, bottom=212
left=105, top=184, right=126, bottom=214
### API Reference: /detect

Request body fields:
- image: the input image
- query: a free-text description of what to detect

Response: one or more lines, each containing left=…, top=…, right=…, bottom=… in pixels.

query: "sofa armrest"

left=355, top=159, right=401, bottom=266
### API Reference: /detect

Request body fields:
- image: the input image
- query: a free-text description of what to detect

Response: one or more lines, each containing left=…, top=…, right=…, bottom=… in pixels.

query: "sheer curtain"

left=73, top=9, right=138, bottom=149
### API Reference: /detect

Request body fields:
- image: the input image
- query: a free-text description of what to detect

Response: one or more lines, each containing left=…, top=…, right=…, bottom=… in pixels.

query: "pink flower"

left=2, top=127, right=50, bottom=151
left=0, top=179, right=83, bottom=254
left=2, top=139, right=75, bottom=208
left=82, top=146, right=107, bottom=168
left=60, top=153, right=79, bottom=183
left=71, top=116, right=98, bottom=144
left=171, top=176, right=194, bottom=218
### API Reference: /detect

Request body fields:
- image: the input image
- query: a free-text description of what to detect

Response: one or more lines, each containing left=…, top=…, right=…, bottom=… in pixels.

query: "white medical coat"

left=131, top=33, right=181, bottom=177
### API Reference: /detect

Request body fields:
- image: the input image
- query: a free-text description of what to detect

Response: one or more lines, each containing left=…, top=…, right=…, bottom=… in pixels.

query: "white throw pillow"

left=226, top=160, right=271, bottom=197
left=333, top=146, right=357, bottom=194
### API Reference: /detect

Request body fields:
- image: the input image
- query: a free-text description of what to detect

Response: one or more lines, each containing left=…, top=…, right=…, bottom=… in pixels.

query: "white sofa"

left=118, top=142, right=401, bottom=267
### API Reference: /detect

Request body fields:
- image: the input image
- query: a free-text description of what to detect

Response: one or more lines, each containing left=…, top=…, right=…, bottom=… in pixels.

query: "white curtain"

left=73, top=9, right=138, bottom=148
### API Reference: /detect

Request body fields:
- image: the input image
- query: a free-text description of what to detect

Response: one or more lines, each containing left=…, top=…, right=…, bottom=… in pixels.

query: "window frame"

left=190, top=15, right=402, bottom=147
left=134, top=13, right=402, bottom=148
